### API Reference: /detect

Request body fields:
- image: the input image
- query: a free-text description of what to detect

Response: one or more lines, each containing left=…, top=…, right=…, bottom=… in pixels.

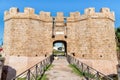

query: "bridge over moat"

left=12, top=55, right=113, bottom=80
left=3, top=7, right=118, bottom=79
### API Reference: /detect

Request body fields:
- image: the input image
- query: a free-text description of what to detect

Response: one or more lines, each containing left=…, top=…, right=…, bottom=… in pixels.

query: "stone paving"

left=45, top=57, right=85, bottom=80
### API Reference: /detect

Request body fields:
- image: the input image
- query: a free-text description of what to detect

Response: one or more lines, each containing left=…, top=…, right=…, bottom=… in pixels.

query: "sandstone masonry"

left=3, top=7, right=118, bottom=75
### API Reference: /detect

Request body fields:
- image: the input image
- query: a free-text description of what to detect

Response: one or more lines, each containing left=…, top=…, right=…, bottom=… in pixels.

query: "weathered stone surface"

left=3, top=7, right=118, bottom=75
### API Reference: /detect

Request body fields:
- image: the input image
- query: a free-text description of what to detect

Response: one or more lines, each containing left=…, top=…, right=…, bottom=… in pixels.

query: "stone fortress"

left=3, top=7, right=118, bottom=75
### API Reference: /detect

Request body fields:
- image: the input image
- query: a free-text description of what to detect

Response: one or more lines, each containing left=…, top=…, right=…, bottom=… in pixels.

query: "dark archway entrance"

left=53, top=40, right=67, bottom=56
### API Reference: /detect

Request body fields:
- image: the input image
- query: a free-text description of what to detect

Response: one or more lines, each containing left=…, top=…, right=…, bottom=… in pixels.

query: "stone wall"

left=3, top=7, right=118, bottom=75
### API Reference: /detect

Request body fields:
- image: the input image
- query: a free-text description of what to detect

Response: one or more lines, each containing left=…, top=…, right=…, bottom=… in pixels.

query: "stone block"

left=85, top=7, right=95, bottom=14
left=9, top=7, right=19, bottom=14
left=100, top=8, right=110, bottom=13
left=57, top=12, right=64, bottom=17
left=24, top=7, right=34, bottom=14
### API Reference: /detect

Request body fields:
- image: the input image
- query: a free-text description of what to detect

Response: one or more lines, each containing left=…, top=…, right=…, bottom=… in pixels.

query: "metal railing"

left=67, top=55, right=113, bottom=80
left=12, top=55, right=54, bottom=80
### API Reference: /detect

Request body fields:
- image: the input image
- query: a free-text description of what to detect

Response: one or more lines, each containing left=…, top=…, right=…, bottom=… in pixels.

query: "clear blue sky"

left=0, top=0, right=120, bottom=45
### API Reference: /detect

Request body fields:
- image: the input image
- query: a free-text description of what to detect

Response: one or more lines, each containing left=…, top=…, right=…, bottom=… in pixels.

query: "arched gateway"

left=3, top=7, right=118, bottom=75
left=53, top=40, right=67, bottom=56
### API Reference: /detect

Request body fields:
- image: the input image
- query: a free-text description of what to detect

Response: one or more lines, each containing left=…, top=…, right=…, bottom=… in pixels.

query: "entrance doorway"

left=53, top=40, right=67, bottom=56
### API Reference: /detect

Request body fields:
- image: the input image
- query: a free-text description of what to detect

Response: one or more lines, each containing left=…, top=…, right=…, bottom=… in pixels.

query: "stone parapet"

left=54, top=12, right=65, bottom=26
left=67, top=7, right=115, bottom=22
left=55, top=12, right=64, bottom=22
left=39, top=11, right=53, bottom=22
left=4, top=7, right=53, bottom=22
left=4, top=7, right=115, bottom=22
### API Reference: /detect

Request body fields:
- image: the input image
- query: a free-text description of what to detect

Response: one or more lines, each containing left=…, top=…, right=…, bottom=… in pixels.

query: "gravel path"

left=45, top=57, right=84, bottom=80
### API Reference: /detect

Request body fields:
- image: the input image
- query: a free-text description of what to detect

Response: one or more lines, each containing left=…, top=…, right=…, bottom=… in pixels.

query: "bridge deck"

left=45, top=57, right=84, bottom=80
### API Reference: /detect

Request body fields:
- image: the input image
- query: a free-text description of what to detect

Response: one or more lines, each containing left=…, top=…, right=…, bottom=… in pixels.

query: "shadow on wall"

left=1, top=65, right=16, bottom=80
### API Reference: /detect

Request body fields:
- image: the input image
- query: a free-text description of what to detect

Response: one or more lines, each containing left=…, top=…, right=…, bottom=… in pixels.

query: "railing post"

left=68, top=55, right=70, bottom=64
left=40, top=62, right=43, bottom=75
left=35, top=64, right=38, bottom=80
left=87, top=66, right=89, bottom=74
left=81, top=63, right=83, bottom=72
left=72, top=57, right=74, bottom=64
left=77, top=60, right=79, bottom=68
left=43, top=60, right=45, bottom=72
left=27, top=69, right=30, bottom=80
left=96, top=72, right=100, bottom=80
left=43, top=60, right=46, bottom=72
left=47, top=56, right=49, bottom=64
left=87, top=66, right=90, bottom=80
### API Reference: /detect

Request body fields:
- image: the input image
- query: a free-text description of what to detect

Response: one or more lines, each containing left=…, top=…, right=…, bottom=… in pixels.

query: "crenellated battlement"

left=85, top=8, right=95, bottom=14
left=4, top=7, right=115, bottom=22
left=67, top=7, right=115, bottom=22
left=4, top=7, right=53, bottom=22
left=24, top=7, right=35, bottom=14
left=55, top=12, right=64, bottom=22
left=39, top=11, right=52, bottom=22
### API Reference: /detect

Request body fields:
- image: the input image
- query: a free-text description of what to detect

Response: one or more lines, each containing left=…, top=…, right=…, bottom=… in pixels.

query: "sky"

left=0, top=0, right=120, bottom=45
left=54, top=43, right=63, bottom=48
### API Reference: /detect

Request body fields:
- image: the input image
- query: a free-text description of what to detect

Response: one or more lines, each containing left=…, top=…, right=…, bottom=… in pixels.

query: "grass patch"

left=44, top=64, right=54, bottom=71
left=38, top=64, right=53, bottom=80
left=69, top=64, right=97, bottom=79
left=17, top=78, right=26, bottom=80
left=17, top=64, right=53, bottom=80
left=46, top=65, right=54, bottom=71
left=53, top=50, right=65, bottom=56
left=39, top=74, right=48, bottom=80
left=69, top=64, right=83, bottom=77
left=69, top=64, right=116, bottom=80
